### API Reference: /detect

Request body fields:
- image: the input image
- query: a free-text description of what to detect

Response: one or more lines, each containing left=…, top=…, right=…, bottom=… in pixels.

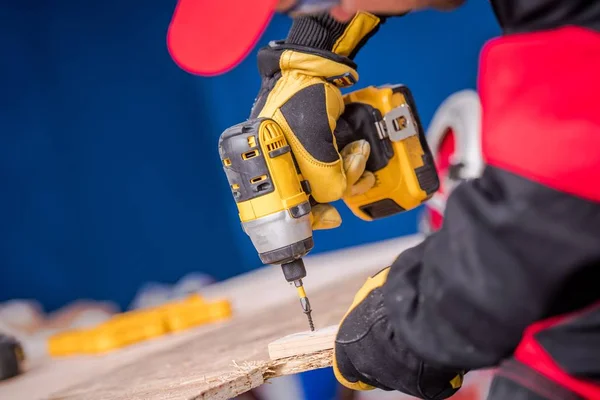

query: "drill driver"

left=218, top=84, right=439, bottom=330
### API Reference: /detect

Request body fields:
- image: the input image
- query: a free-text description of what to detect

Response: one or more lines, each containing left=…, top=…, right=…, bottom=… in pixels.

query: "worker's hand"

left=333, top=267, right=465, bottom=399
left=250, top=11, right=382, bottom=230
left=330, top=0, right=465, bottom=21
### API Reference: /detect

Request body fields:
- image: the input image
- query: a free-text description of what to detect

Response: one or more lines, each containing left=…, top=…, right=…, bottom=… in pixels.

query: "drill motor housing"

left=219, top=118, right=313, bottom=281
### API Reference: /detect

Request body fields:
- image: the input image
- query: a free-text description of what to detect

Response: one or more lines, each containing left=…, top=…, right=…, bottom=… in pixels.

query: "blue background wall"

left=0, top=0, right=500, bottom=312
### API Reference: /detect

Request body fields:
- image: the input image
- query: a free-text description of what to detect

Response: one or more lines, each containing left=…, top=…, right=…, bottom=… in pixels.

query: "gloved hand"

left=249, top=11, right=383, bottom=230
left=333, top=267, right=465, bottom=399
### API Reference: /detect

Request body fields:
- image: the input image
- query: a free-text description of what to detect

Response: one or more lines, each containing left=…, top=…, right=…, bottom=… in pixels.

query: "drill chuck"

left=281, top=259, right=307, bottom=282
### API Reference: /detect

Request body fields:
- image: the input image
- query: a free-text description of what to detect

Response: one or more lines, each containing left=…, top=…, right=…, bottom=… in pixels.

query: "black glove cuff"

left=286, top=13, right=351, bottom=52
left=285, top=13, right=386, bottom=60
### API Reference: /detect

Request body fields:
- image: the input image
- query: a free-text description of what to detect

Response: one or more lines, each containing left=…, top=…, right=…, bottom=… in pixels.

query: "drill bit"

left=294, top=279, right=314, bottom=331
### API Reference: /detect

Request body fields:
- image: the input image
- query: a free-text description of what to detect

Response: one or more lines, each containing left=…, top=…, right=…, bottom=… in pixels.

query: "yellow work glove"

left=333, top=267, right=465, bottom=398
left=249, top=11, right=383, bottom=230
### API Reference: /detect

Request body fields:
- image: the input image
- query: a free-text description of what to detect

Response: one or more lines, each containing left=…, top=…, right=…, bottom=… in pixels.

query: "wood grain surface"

left=0, top=235, right=423, bottom=400
left=54, top=273, right=369, bottom=399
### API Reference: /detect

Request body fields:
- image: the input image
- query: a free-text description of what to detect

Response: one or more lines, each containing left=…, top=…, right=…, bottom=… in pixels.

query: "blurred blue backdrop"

left=0, top=0, right=500, bottom=312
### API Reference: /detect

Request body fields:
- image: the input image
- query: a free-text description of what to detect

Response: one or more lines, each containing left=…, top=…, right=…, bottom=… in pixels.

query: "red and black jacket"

left=287, top=1, right=600, bottom=398
left=382, top=1, right=600, bottom=399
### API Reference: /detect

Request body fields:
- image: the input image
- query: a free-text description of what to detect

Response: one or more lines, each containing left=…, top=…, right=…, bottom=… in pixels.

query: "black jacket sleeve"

left=378, top=0, right=600, bottom=372
left=383, top=166, right=600, bottom=370
left=491, top=0, right=600, bottom=34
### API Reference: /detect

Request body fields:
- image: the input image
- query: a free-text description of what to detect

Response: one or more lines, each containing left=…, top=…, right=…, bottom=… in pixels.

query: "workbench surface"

left=0, top=235, right=423, bottom=400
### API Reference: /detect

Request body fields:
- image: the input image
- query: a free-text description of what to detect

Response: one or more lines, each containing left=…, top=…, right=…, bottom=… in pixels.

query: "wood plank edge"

left=189, top=351, right=333, bottom=400
left=190, top=368, right=265, bottom=400
left=265, top=349, right=333, bottom=378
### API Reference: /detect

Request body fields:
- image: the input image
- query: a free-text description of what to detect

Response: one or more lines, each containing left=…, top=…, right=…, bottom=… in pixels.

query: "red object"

left=167, top=0, right=278, bottom=76
left=429, top=129, right=456, bottom=230
left=436, top=129, right=456, bottom=180
left=479, top=26, right=600, bottom=203
left=515, top=302, right=600, bottom=399
left=427, top=202, right=445, bottom=232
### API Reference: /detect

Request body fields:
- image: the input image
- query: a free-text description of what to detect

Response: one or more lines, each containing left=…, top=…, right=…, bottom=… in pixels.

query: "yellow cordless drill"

left=218, top=84, right=439, bottom=330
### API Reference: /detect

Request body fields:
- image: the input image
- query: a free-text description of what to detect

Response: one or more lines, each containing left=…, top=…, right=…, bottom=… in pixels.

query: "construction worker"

left=178, top=1, right=600, bottom=398
left=322, top=2, right=600, bottom=400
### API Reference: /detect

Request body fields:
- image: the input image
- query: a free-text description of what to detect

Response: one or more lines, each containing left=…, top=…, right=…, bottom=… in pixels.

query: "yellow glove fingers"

left=349, top=171, right=376, bottom=196
left=340, top=140, right=370, bottom=189
left=311, top=203, right=342, bottom=230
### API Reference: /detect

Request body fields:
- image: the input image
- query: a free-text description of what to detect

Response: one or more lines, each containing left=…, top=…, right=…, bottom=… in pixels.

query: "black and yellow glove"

left=249, top=11, right=383, bottom=230
left=333, top=267, right=465, bottom=399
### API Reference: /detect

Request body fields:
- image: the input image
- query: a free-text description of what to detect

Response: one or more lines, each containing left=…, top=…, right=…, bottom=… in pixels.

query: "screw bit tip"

left=295, top=280, right=314, bottom=331
left=306, top=310, right=315, bottom=331
left=298, top=291, right=314, bottom=331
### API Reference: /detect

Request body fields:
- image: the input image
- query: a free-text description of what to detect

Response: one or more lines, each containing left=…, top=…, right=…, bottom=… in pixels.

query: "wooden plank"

left=268, top=325, right=338, bottom=360
left=0, top=235, right=423, bottom=400
left=53, top=273, right=369, bottom=400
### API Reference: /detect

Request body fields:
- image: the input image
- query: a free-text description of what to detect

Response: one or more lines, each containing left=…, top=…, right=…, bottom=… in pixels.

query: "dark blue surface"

left=0, top=1, right=500, bottom=312
left=299, top=368, right=339, bottom=400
